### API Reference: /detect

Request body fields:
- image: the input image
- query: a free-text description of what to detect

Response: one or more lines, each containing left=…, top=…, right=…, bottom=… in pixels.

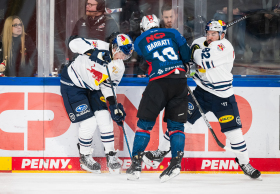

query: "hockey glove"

left=109, top=103, right=126, bottom=126
left=188, top=61, right=197, bottom=77
left=88, top=48, right=112, bottom=65
left=190, top=44, right=200, bottom=60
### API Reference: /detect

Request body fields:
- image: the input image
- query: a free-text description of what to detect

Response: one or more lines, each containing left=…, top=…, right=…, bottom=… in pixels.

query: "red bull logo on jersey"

left=92, top=41, right=97, bottom=48
left=87, top=66, right=108, bottom=86
left=217, top=43, right=225, bottom=51
left=219, top=115, right=234, bottom=123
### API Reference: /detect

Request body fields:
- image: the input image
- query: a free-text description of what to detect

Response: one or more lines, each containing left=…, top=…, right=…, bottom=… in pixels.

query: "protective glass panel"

left=0, top=0, right=37, bottom=77
left=206, top=0, right=280, bottom=75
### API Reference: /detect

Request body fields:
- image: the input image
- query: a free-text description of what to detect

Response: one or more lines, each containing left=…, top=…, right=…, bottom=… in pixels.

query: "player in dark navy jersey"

left=126, top=14, right=191, bottom=182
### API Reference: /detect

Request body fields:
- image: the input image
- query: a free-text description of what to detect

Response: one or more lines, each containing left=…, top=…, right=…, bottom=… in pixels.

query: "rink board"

left=0, top=76, right=279, bottom=173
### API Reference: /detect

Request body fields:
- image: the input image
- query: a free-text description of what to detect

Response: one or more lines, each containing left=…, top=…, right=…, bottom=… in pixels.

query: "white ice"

left=0, top=173, right=280, bottom=194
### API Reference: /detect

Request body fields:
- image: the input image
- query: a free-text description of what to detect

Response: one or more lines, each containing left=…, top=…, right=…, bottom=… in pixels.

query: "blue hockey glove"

left=109, top=103, right=126, bottom=126
left=89, top=49, right=111, bottom=65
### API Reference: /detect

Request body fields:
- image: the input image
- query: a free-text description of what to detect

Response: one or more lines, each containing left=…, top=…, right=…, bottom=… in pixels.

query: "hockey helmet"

left=205, top=20, right=227, bottom=39
left=112, top=34, right=134, bottom=60
left=140, top=14, right=160, bottom=33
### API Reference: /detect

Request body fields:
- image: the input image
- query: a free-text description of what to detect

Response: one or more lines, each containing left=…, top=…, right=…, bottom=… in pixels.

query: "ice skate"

left=77, top=144, right=101, bottom=173
left=159, top=151, right=184, bottom=183
left=235, top=158, right=262, bottom=180
left=79, top=154, right=101, bottom=173
left=126, top=152, right=144, bottom=180
left=143, top=149, right=170, bottom=168
left=106, top=151, right=122, bottom=174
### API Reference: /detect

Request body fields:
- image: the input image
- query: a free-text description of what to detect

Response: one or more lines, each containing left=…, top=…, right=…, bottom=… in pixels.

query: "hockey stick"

left=186, top=10, right=266, bottom=41
left=186, top=85, right=243, bottom=154
left=104, top=64, right=133, bottom=159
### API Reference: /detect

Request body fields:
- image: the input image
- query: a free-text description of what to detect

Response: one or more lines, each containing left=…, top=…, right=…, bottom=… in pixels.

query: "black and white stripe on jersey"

left=71, top=66, right=85, bottom=88
left=194, top=73, right=233, bottom=91
left=83, top=81, right=94, bottom=91
left=201, top=60, right=215, bottom=69
left=81, top=38, right=91, bottom=46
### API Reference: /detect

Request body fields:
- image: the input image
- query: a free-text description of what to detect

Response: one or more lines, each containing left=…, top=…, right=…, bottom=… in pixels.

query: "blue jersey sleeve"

left=134, top=37, right=143, bottom=56
left=173, top=29, right=187, bottom=47
left=173, top=29, right=191, bottom=63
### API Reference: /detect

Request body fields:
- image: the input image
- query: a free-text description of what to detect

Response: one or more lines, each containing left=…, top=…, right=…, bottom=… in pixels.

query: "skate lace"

left=84, top=155, right=97, bottom=166
left=151, top=149, right=163, bottom=158
left=108, top=155, right=118, bottom=164
left=242, top=163, right=255, bottom=175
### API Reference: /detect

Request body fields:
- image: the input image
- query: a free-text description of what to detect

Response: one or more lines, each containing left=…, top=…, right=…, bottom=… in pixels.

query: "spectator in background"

left=214, top=3, right=246, bottom=62
left=245, top=0, right=280, bottom=62
left=69, top=0, right=119, bottom=60
left=0, top=15, right=37, bottom=77
left=160, top=3, right=193, bottom=44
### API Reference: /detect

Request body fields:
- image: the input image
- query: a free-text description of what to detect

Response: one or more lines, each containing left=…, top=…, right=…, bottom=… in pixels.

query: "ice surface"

left=0, top=173, right=279, bottom=194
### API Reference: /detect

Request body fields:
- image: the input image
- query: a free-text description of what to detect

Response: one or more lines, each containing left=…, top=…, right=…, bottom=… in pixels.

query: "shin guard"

left=95, top=110, right=115, bottom=154
left=167, top=119, right=185, bottom=158
left=224, top=128, right=249, bottom=164
left=78, top=116, right=97, bottom=155
left=131, top=119, right=155, bottom=156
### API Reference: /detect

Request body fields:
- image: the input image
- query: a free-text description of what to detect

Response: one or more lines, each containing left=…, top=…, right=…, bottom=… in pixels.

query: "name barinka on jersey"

left=66, top=37, right=125, bottom=99
left=192, top=37, right=235, bottom=98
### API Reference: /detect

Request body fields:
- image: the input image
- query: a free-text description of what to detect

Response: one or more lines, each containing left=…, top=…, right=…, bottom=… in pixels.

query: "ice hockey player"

left=126, top=14, right=191, bottom=182
left=144, top=19, right=262, bottom=180
left=60, top=33, right=134, bottom=174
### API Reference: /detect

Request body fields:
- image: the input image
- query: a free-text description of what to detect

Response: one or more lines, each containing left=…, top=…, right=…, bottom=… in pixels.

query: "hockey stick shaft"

left=105, top=65, right=133, bottom=159
left=186, top=85, right=243, bottom=154
left=187, top=11, right=260, bottom=41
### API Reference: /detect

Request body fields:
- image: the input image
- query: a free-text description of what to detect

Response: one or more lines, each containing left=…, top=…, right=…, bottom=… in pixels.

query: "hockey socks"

left=167, top=119, right=185, bottom=158
left=131, top=119, right=155, bottom=156
left=95, top=110, right=115, bottom=153
left=78, top=117, right=97, bottom=155
left=224, top=128, right=249, bottom=164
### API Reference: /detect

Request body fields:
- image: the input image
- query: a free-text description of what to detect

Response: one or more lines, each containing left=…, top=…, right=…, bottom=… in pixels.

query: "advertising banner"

left=0, top=77, right=279, bottom=172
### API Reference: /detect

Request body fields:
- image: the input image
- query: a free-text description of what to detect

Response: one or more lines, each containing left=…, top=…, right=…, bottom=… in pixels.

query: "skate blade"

left=127, top=171, right=140, bottom=181
left=109, top=167, right=121, bottom=174
left=251, top=175, right=263, bottom=181
left=80, top=164, right=101, bottom=174
left=143, top=155, right=160, bottom=168
left=160, top=168, right=180, bottom=183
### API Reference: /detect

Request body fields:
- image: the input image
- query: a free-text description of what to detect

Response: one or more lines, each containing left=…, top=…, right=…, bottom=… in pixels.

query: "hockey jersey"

left=66, top=38, right=125, bottom=99
left=192, top=37, right=235, bottom=98
left=134, top=28, right=191, bottom=81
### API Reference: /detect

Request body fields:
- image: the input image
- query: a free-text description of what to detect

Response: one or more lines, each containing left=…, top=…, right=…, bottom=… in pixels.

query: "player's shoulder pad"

left=111, top=59, right=125, bottom=75
left=209, top=38, right=234, bottom=51
left=191, top=37, right=206, bottom=47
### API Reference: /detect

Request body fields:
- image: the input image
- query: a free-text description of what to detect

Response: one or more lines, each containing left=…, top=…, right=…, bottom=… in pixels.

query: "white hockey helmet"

left=205, top=20, right=227, bottom=39
left=112, top=33, right=134, bottom=60
left=140, top=14, right=160, bottom=33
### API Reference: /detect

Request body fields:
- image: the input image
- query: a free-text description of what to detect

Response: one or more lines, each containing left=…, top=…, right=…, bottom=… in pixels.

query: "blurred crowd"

left=0, top=0, right=279, bottom=77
